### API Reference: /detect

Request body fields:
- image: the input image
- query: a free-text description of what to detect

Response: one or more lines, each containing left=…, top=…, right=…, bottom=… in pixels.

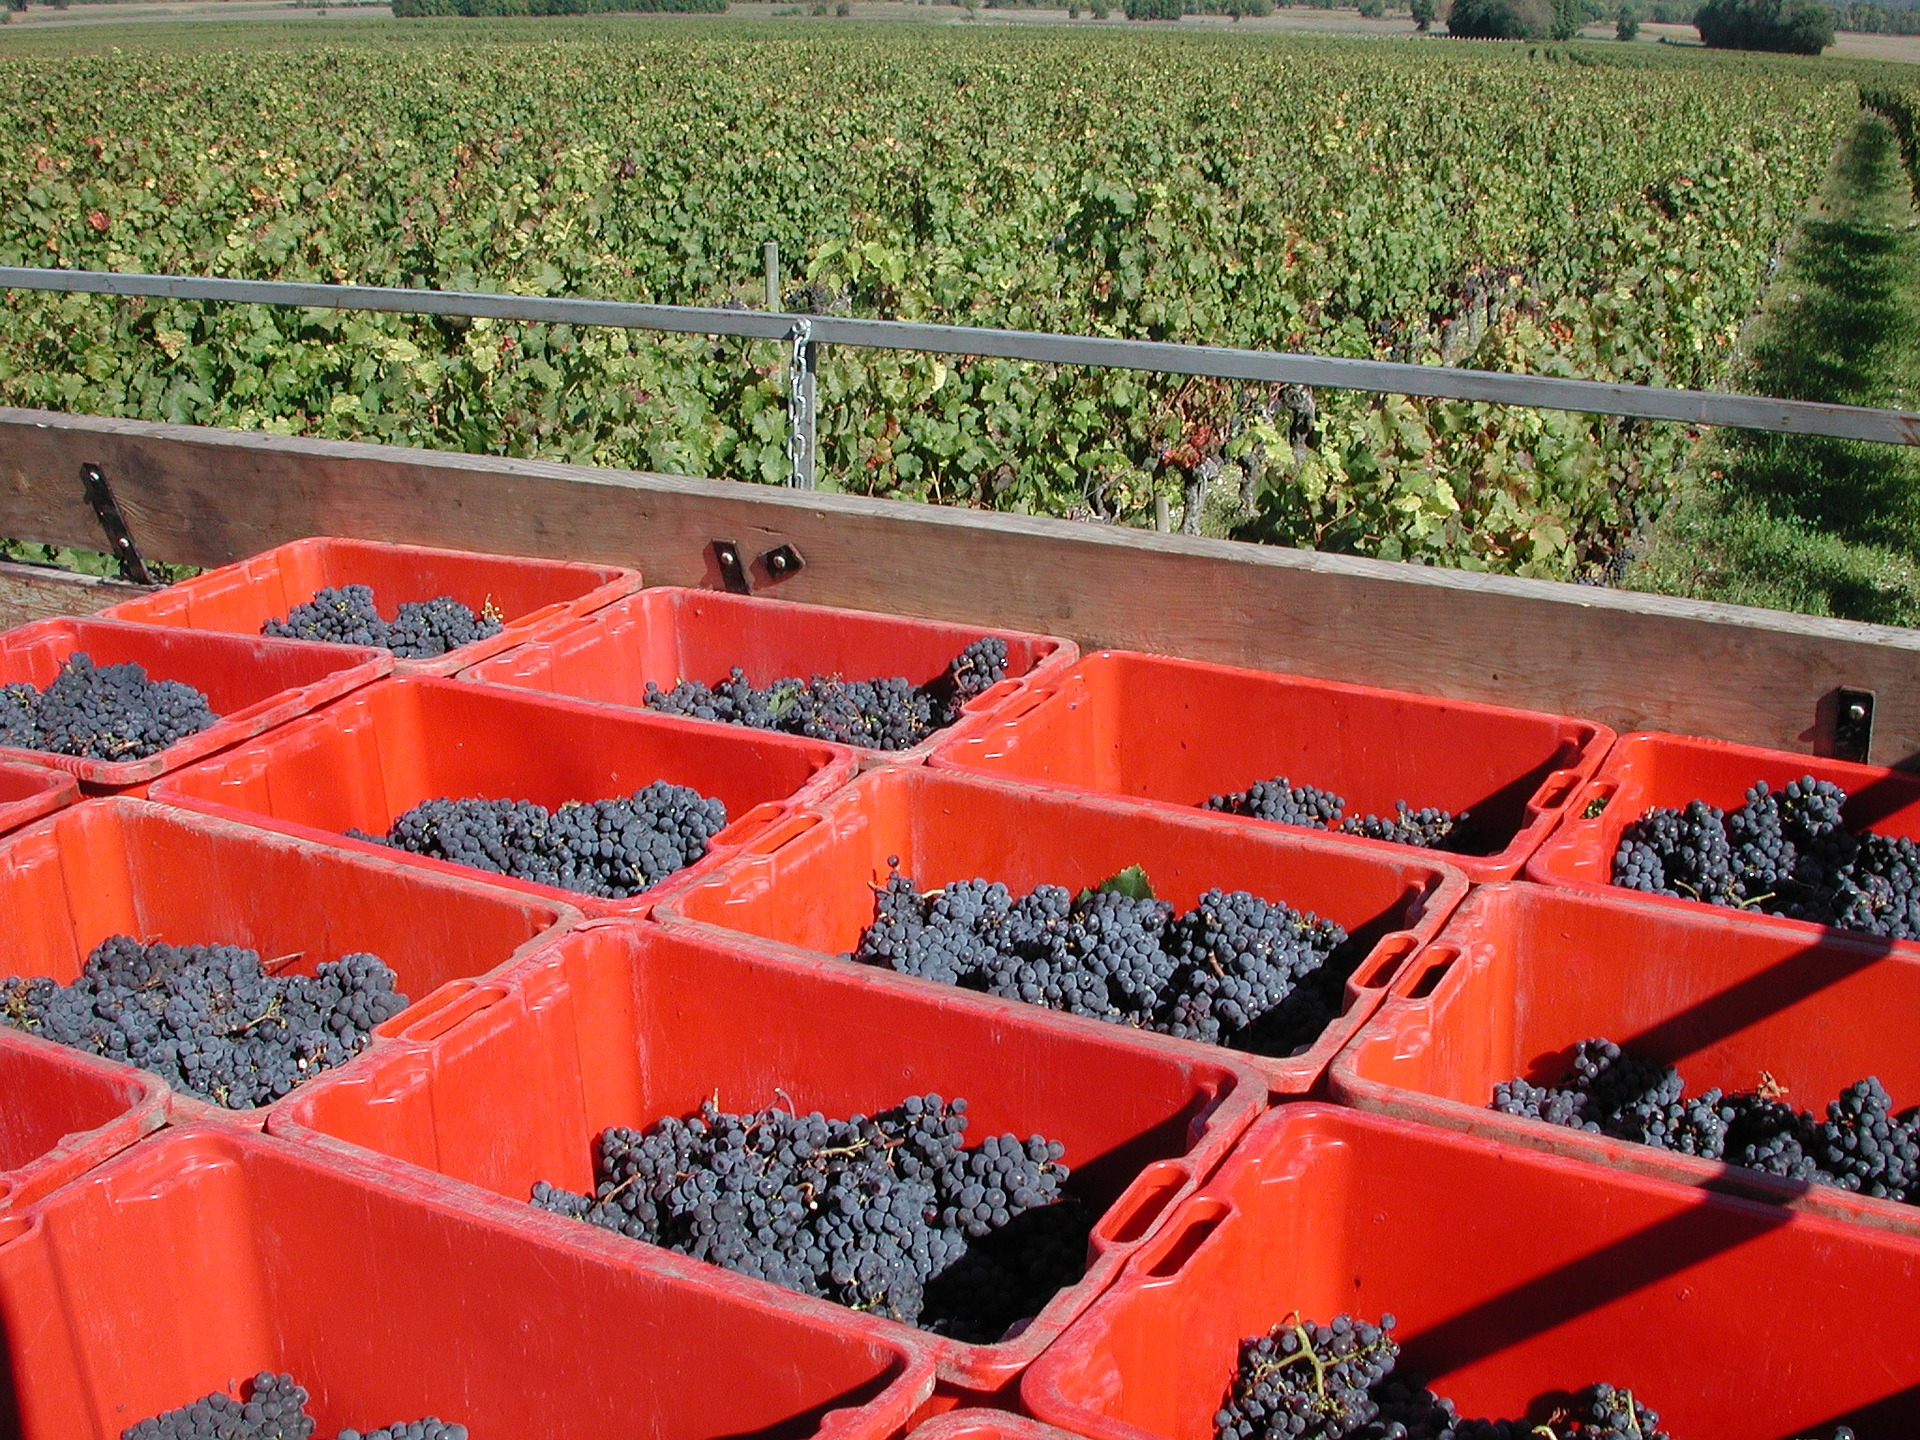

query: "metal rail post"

left=787, top=318, right=818, bottom=490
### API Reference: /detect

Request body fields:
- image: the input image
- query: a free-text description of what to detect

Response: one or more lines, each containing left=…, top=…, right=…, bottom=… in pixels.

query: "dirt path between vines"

left=1628, top=112, right=1920, bottom=624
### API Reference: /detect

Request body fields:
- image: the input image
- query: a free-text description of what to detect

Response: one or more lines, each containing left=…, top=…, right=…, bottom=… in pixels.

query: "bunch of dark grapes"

left=122, top=1372, right=466, bottom=1440
left=1612, top=776, right=1920, bottom=942
left=643, top=637, right=1009, bottom=751
left=1, top=936, right=405, bottom=1109
left=124, top=1372, right=315, bottom=1440
left=263, top=584, right=502, bottom=660
left=1216, top=1314, right=1858, bottom=1439
left=349, top=783, right=727, bottom=899
left=1494, top=1040, right=1920, bottom=1205
left=1213, top=1314, right=1671, bottom=1440
left=531, top=1092, right=1087, bottom=1341
left=1202, top=776, right=1472, bottom=854
left=851, top=870, right=1353, bottom=1059
left=0, top=653, right=216, bottom=761
left=1216, top=1314, right=1405, bottom=1440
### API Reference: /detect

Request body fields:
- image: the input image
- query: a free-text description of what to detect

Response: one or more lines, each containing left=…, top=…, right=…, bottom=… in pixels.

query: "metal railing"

left=5, top=264, right=1918, bottom=490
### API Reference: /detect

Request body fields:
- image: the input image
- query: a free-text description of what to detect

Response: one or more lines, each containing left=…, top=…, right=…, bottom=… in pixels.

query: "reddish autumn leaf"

left=87, top=211, right=110, bottom=234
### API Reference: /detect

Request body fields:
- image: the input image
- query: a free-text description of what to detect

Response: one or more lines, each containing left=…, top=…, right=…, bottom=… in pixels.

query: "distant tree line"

left=393, top=0, right=721, bottom=14
left=1832, top=0, right=1920, bottom=30
left=377, top=0, right=1910, bottom=39
left=1439, top=0, right=1838, bottom=48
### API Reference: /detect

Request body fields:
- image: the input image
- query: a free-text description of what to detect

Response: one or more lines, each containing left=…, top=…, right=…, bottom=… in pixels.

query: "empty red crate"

left=0, top=760, right=75, bottom=835
left=0, top=617, right=390, bottom=790
left=1022, top=1103, right=1920, bottom=1440
left=270, top=918, right=1266, bottom=1397
left=658, top=767, right=1468, bottom=1095
left=148, top=676, right=860, bottom=916
left=929, top=651, right=1612, bottom=883
left=104, top=536, right=642, bottom=676
left=0, top=797, right=574, bottom=1124
left=1331, top=881, right=1920, bottom=1235
left=1527, top=730, right=1920, bottom=953
left=460, top=586, right=1077, bottom=762
left=0, top=1030, right=165, bottom=1213
left=0, top=1126, right=934, bottom=1440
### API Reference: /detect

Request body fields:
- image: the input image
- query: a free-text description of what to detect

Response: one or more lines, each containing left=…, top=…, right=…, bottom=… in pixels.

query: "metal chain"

left=786, top=317, right=814, bottom=488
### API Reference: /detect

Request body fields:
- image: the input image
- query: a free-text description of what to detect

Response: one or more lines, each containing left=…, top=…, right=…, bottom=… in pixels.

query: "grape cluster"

left=1214, top=1314, right=1670, bottom=1439
left=349, top=782, right=727, bottom=899
left=123, top=1372, right=465, bottom=1440
left=1216, top=1315, right=1857, bottom=1440
left=0, top=653, right=216, bottom=761
left=1612, top=776, right=1920, bottom=941
left=1202, top=777, right=1472, bottom=854
left=263, top=584, right=502, bottom=659
left=1494, top=1040, right=1920, bottom=1204
left=1, top=936, right=406, bottom=1109
left=531, top=1092, right=1088, bottom=1341
left=643, top=637, right=1008, bottom=750
left=851, top=870, right=1353, bottom=1058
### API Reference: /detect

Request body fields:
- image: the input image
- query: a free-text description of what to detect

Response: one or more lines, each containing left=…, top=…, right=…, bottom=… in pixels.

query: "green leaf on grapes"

left=1080, top=864, right=1155, bottom=904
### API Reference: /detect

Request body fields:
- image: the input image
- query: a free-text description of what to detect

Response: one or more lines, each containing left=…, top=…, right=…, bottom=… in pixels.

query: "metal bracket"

left=710, top=539, right=751, bottom=595
left=760, top=544, right=804, bottom=584
left=78, top=463, right=154, bottom=585
left=1832, top=687, right=1876, bottom=764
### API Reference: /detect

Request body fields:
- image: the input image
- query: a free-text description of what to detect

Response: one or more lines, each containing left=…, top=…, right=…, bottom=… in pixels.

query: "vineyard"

left=0, top=23, right=1879, bottom=579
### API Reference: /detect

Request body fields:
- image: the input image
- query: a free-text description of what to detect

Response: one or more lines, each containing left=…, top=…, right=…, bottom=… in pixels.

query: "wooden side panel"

left=3, top=406, right=1919, bottom=766
left=0, top=560, right=151, bottom=629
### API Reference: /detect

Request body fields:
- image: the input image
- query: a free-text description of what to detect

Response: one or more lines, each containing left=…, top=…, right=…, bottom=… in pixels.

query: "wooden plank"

left=4, top=405, right=1920, bottom=766
left=0, top=559, right=152, bottom=629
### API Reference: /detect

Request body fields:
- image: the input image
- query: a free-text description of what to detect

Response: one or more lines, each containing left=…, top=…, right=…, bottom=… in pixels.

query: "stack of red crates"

left=0, top=536, right=1913, bottom=1439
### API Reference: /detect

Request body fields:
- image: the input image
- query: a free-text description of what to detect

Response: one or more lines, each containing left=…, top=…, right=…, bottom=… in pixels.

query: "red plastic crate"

left=460, top=586, right=1077, bottom=762
left=149, top=676, right=861, bottom=916
left=0, top=1030, right=165, bottom=1213
left=658, top=767, right=1468, bottom=1095
left=929, top=651, right=1612, bottom=883
left=0, top=1126, right=934, bottom=1440
left=1022, top=1104, right=1920, bottom=1440
left=0, top=797, right=574, bottom=1125
left=908, top=1414, right=1082, bottom=1440
left=1330, top=881, right=1920, bottom=1236
left=0, top=617, right=391, bottom=790
left=1527, top=731, right=1920, bottom=952
left=104, top=536, right=641, bottom=676
left=0, top=759, right=75, bottom=835
left=270, top=918, right=1266, bottom=1398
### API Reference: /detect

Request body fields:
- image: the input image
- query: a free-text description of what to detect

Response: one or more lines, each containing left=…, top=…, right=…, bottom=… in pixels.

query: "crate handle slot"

left=740, top=810, right=822, bottom=857
left=1527, top=767, right=1582, bottom=814
left=711, top=802, right=797, bottom=853
left=987, top=681, right=1064, bottom=725
left=1097, top=1160, right=1191, bottom=1248
left=1353, top=932, right=1420, bottom=992
left=1404, top=945, right=1461, bottom=1002
left=1140, top=1198, right=1232, bottom=1279
left=398, top=981, right=508, bottom=1043
left=1574, top=780, right=1618, bottom=823
left=0, top=1213, right=33, bottom=1251
left=960, top=677, right=1023, bottom=714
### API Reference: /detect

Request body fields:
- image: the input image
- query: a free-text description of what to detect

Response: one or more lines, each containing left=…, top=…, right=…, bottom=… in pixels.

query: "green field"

left=0, top=20, right=1903, bottom=587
